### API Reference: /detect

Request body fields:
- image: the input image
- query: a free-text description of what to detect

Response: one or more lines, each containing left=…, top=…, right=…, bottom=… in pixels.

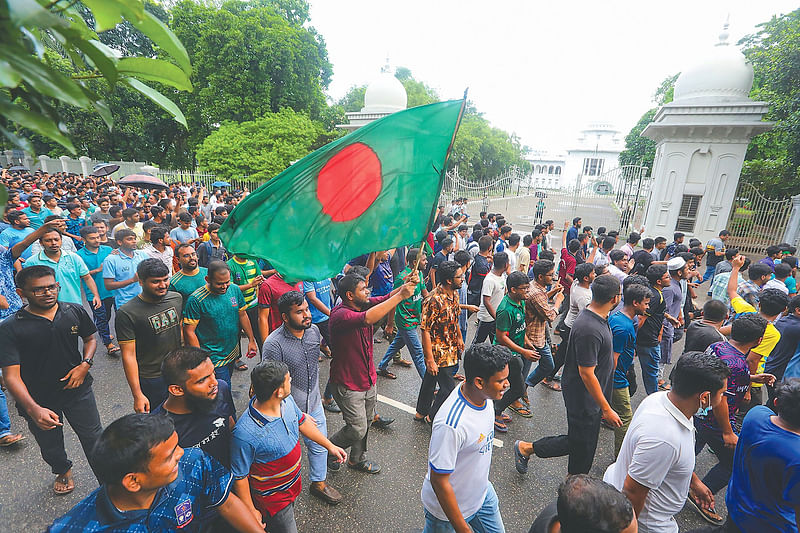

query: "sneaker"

left=323, top=399, right=341, bottom=413
left=513, top=440, right=530, bottom=474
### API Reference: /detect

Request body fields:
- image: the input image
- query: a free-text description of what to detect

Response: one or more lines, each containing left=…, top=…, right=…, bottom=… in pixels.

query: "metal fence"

left=156, top=170, right=266, bottom=191
left=726, top=181, right=793, bottom=256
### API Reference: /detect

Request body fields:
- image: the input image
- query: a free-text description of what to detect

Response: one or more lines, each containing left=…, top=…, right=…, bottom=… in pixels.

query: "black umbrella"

left=7, top=165, right=28, bottom=172
left=118, top=173, right=169, bottom=190
left=91, top=163, right=120, bottom=177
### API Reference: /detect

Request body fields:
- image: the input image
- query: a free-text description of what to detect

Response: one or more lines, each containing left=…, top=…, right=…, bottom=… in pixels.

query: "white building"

left=526, top=150, right=566, bottom=189
left=337, top=64, right=407, bottom=131
left=640, top=22, right=772, bottom=245
left=563, top=122, right=624, bottom=188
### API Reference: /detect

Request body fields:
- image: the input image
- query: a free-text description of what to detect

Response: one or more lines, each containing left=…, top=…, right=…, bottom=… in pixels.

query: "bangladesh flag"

left=219, top=99, right=465, bottom=282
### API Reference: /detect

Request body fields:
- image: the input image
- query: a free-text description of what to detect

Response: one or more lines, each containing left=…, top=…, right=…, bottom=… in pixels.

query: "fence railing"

left=727, top=181, right=793, bottom=256
left=156, top=171, right=266, bottom=191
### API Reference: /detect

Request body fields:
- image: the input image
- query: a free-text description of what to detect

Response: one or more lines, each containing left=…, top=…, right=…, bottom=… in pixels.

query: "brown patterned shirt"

left=525, top=282, right=558, bottom=348
left=420, top=287, right=462, bottom=367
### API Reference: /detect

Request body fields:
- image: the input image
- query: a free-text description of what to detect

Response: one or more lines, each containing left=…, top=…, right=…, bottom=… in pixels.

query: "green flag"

left=219, top=99, right=465, bottom=282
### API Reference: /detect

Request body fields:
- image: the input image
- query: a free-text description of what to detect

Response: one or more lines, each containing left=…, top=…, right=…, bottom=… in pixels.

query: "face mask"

left=695, top=396, right=711, bottom=417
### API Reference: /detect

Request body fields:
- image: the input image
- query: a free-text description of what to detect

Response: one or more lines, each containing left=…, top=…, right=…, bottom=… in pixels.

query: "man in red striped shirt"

left=231, top=361, right=346, bottom=532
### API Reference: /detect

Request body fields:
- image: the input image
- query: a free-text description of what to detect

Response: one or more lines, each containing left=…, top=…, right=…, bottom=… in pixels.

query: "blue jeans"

left=0, top=384, right=11, bottom=438
left=423, top=482, right=504, bottom=533
left=637, top=344, right=661, bottom=395
left=214, top=362, right=235, bottom=390
left=302, top=404, right=329, bottom=482
left=91, top=296, right=115, bottom=345
left=525, top=343, right=554, bottom=388
left=378, top=326, right=426, bottom=379
left=702, top=265, right=715, bottom=284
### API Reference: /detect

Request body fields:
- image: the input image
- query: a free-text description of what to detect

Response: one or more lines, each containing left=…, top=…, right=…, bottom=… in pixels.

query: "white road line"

left=377, top=394, right=504, bottom=448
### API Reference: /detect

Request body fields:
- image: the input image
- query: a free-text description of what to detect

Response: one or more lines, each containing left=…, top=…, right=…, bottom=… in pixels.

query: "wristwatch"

left=81, top=357, right=94, bottom=367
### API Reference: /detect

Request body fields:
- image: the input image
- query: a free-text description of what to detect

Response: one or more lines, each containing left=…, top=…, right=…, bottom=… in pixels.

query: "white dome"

left=362, top=70, right=407, bottom=113
left=673, top=27, right=754, bottom=104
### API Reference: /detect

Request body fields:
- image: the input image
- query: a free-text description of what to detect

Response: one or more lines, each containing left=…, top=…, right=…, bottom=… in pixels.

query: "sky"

left=308, top=0, right=797, bottom=154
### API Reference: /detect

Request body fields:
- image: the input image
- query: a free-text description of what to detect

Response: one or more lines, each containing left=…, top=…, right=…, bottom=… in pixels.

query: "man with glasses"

left=0, top=265, right=103, bottom=496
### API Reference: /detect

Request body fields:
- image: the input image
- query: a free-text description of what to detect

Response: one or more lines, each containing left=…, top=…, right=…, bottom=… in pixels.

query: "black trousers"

left=548, top=325, right=570, bottom=379
left=495, top=355, right=524, bottom=415
left=245, top=305, right=262, bottom=349
left=531, top=409, right=602, bottom=475
left=473, top=320, right=496, bottom=344
left=22, top=383, right=103, bottom=477
left=416, top=364, right=458, bottom=419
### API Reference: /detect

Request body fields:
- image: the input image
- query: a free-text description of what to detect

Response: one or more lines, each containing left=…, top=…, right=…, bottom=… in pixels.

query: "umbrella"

left=91, top=163, right=120, bottom=177
left=7, top=165, right=28, bottom=172
left=213, top=180, right=231, bottom=188
left=118, top=173, right=168, bottom=190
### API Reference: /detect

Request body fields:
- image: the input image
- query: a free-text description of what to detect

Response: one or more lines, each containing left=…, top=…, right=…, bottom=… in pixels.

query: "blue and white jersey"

left=421, top=384, right=495, bottom=521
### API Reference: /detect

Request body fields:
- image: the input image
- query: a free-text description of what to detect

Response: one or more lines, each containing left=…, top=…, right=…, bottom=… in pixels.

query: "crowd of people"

left=0, top=167, right=799, bottom=533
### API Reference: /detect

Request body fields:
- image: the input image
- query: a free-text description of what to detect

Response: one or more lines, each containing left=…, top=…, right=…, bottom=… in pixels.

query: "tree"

left=739, top=8, right=800, bottom=196
left=338, top=66, right=439, bottom=111
left=162, top=0, right=333, bottom=168
left=0, top=0, right=192, bottom=154
left=196, top=108, right=333, bottom=181
left=618, top=74, right=678, bottom=172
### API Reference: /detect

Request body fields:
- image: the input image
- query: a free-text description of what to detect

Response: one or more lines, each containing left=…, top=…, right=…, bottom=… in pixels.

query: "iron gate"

left=726, top=182, right=792, bottom=256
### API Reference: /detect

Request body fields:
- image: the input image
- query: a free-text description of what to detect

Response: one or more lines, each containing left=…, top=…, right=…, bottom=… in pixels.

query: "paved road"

left=1, top=314, right=720, bottom=532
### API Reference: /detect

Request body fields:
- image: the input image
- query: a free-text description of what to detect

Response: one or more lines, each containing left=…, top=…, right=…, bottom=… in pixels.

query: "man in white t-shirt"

left=422, top=343, right=510, bottom=532
left=474, top=252, right=508, bottom=344
left=604, top=351, right=728, bottom=533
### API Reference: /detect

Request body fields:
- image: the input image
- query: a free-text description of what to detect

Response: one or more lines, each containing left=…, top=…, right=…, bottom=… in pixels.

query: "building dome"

left=672, top=23, right=754, bottom=104
left=362, top=67, right=407, bottom=113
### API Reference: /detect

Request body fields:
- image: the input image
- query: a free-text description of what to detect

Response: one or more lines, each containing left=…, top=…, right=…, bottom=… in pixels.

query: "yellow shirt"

left=730, top=296, right=781, bottom=387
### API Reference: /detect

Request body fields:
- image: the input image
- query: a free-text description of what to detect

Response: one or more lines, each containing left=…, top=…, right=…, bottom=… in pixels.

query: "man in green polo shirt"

left=169, top=243, right=208, bottom=310
left=493, top=271, right=536, bottom=432
left=25, top=226, right=101, bottom=308
left=377, top=248, right=429, bottom=379
left=183, top=261, right=259, bottom=389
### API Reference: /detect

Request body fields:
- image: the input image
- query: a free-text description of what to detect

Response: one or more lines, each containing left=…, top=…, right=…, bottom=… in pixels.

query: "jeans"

left=637, top=344, right=661, bottom=395
left=303, top=404, right=328, bottom=482
left=329, top=383, right=377, bottom=465
left=378, top=326, right=426, bottom=379
left=695, top=426, right=736, bottom=494
left=473, top=320, right=496, bottom=344
left=423, top=482, right=505, bottom=533
left=91, top=296, right=115, bottom=345
left=140, top=375, right=168, bottom=410
left=263, top=502, right=297, bottom=533
left=0, top=385, right=11, bottom=438
left=525, top=343, right=554, bottom=389
left=22, top=383, right=103, bottom=476
left=531, top=409, right=602, bottom=475
left=495, top=355, right=524, bottom=416
left=214, top=361, right=235, bottom=390
left=702, top=265, right=715, bottom=285
left=416, top=364, right=458, bottom=419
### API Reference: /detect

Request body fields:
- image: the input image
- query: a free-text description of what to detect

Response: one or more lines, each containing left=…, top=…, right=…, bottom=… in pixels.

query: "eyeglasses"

left=30, top=283, right=59, bottom=296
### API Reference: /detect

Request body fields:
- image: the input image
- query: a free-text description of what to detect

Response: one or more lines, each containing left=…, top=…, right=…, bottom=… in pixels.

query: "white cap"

left=667, top=257, right=686, bottom=271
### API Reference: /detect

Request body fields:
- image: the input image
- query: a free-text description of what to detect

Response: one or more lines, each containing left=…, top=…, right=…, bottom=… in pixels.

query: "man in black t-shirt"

left=514, top=275, right=622, bottom=476
left=684, top=299, right=728, bottom=354
left=636, top=264, right=671, bottom=395
left=467, top=235, right=492, bottom=307
left=116, top=258, right=182, bottom=413
left=0, top=265, right=103, bottom=496
left=153, top=346, right=236, bottom=466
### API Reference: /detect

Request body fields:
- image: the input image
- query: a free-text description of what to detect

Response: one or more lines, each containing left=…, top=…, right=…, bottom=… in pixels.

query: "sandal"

left=0, top=433, right=24, bottom=446
left=235, top=360, right=248, bottom=371
left=514, top=440, right=530, bottom=474
left=497, top=413, right=512, bottom=423
left=392, top=358, right=412, bottom=368
left=658, top=383, right=671, bottom=391
left=687, top=493, right=724, bottom=525
left=543, top=379, right=562, bottom=392
left=347, top=460, right=381, bottom=474
left=494, top=419, right=509, bottom=433
left=54, top=471, right=75, bottom=495
left=453, top=373, right=465, bottom=382
left=413, top=415, right=432, bottom=424
left=377, top=369, right=396, bottom=379
left=508, top=404, right=533, bottom=418
left=106, top=345, right=121, bottom=357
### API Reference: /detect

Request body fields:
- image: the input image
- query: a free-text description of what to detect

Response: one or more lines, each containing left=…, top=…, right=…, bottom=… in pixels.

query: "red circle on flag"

left=317, top=142, right=382, bottom=222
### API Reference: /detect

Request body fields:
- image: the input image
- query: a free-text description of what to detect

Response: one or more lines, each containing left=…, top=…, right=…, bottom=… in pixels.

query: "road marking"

left=377, top=394, right=504, bottom=448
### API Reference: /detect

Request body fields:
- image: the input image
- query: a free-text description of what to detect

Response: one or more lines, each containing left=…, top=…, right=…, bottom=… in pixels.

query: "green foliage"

left=618, top=74, right=678, bottom=172
left=739, top=8, right=800, bottom=195
left=0, top=0, right=192, bottom=154
left=196, top=108, right=329, bottom=181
